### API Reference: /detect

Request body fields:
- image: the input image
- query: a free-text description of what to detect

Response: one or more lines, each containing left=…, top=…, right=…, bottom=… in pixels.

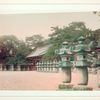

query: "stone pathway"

left=0, top=71, right=99, bottom=90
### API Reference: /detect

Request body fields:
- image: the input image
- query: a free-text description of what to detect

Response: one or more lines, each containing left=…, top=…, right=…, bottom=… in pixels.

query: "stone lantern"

left=56, top=41, right=72, bottom=88
left=73, top=36, right=92, bottom=90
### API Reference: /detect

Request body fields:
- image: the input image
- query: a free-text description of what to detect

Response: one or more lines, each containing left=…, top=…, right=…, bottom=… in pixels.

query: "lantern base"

left=58, top=83, right=73, bottom=90
left=73, top=85, right=93, bottom=91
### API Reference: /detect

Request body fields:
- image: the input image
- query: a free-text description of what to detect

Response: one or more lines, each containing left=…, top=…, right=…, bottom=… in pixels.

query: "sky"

left=0, top=12, right=100, bottom=40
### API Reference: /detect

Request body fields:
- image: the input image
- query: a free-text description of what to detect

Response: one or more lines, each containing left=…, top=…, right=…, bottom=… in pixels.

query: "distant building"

left=27, top=45, right=50, bottom=70
left=27, top=45, right=60, bottom=72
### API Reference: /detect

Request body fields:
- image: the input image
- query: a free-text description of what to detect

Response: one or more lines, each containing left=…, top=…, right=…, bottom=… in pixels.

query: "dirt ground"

left=0, top=71, right=99, bottom=90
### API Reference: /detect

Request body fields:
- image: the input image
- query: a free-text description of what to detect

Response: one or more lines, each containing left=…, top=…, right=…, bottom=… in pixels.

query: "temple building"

left=27, top=45, right=60, bottom=72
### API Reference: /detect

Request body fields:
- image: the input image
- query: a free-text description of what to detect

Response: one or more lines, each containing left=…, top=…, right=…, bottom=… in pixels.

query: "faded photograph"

left=0, top=12, right=100, bottom=90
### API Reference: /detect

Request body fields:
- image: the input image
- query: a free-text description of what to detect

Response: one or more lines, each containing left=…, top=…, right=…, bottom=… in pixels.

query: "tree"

left=13, top=41, right=31, bottom=65
left=44, top=22, right=93, bottom=60
left=93, top=29, right=100, bottom=40
left=0, top=35, right=19, bottom=56
left=25, top=34, right=45, bottom=48
left=0, top=43, right=7, bottom=60
left=0, top=35, right=31, bottom=65
left=93, top=12, right=100, bottom=47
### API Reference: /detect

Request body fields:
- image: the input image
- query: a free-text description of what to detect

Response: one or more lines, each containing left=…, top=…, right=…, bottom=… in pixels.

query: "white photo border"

left=0, top=3, right=100, bottom=97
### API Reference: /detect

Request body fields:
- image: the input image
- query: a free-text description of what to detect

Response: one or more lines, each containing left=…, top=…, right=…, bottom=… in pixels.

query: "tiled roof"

left=27, top=45, right=50, bottom=58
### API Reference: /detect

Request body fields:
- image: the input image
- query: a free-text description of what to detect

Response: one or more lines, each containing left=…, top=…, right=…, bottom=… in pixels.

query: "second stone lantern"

left=73, top=36, right=92, bottom=90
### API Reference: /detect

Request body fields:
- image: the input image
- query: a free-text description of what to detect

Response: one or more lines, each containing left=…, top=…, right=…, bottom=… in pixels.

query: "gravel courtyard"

left=0, top=71, right=99, bottom=90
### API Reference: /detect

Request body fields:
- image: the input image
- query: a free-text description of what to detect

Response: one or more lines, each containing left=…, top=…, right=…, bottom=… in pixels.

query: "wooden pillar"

left=50, top=67, right=53, bottom=72
left=54, top=67, right=58, bottom=73
left=55, top=67, right=58, bottom=72
left=38, top=67, right=40, bottom=71
left=43, top=67, right=45, bottom=72
left=3, top=65, right=6, bottom=71
left=43, top=67, right=44, bottom=72
left=52, top=67, right=54, bottom=72
left=39, top=67, right=41, bottom=71
left=37, top=67, right=39, bottom=71
left=17, top=65, right=21, bottom=71
left=41, top=67, right=43, bottom=71
left=25, top=66, right=28, bottom=71
left=27, top=66, right=30, bottom=71
left=59, top=67, right=62, bottom=73
left=47, top=67, right=49, bottom=72
left=37, top=67, right=38, bottom=71
left=0, top=64, right=2, bottom=71
left=45, top=67, right=47, bottom=72
left=22, top=66, right=24, bottom=71
left=44, top=67, right=46, bottom=72
left=40, top=67, right=41, bottom=72
left=42, top=67, right=44, bottom=72
left=10, top=65, right=14, bottom=71
left=49, top=67, right=51, bottom=72
left=56, top=67, right=59, bottom=72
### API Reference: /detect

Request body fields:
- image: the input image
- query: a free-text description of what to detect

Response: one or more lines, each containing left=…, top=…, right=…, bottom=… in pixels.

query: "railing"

left=0, top=64, right=36, bottom=71
left=36, top=61, right=60, bottom=73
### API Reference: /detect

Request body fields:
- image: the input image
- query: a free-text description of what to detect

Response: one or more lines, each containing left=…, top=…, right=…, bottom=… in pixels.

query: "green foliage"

left=44, top=22, right=93, bottom=60
left=0, top=34, right=47, bottom=65
left=25, top=34, right=45, bottom=48
left=14, top=41, right=31, bottom=64
left=43, top=44, right=60, bottom=60
left=94, top=29, right=100, bottom=41
left=49, top=22, right=91, bottom=43
left=0, top=35, right=19, bottom=49
left=0, top=35, right=31, bottom=65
